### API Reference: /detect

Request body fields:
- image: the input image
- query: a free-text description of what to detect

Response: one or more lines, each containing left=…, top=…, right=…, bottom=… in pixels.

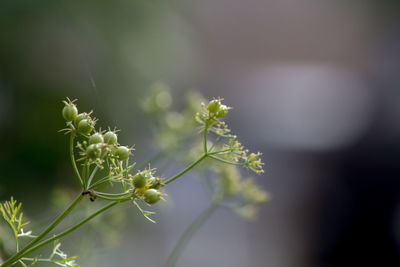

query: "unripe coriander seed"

left=74, top=113, right=88, bottom=127
left=104, top=131, right=118, bottom=144
left=216, top=104, right=229, bottom=118
left=144, top=189, right=161, bottom=205
left=248, top=153, right=258, bottom=162
left=133, top=173, right=147, bottom=188
left=62, top=104, right=78, bottom=122
left=207, top=99, right=221, bottom=114
left=77, top=119, right=93, bottom=135
left=251, top=160, right=261, bottom=169
left=116, top=146, right=130, bottom=161
left=89, top=133, right=104, bottom=144
left=86, top=144, right=101, bottom=160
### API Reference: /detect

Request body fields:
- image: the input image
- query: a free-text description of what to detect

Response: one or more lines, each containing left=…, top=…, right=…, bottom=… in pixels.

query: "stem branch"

left=1, top=194, right=83, bottom=267
left=207, top=155, right=245, bottom=166
left=165, top=201, right=219, bottom=267
left=164, top=154, right=207, bottom=185
left=70, top=134, right=83, bottom=188
left=10, top=200, right=124, bottom=263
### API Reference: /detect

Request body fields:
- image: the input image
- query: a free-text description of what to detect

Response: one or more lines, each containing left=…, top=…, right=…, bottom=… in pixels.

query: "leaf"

left=133, top=201, right=156, bottom=223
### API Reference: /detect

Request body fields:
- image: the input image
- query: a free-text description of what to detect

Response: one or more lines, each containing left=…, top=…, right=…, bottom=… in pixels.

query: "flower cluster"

left=0, top=198, right=82, bottom=266
left=142, top=86, right=268, bottom=220
left=60, top=98, right=164, bottom=210
left=217, top=165, right=269, bottom=220
left=197, top=98, right=264, bottom=174
left=131, top=168, right=164, bottom=204
left=62, top=98, right=133, bottom=167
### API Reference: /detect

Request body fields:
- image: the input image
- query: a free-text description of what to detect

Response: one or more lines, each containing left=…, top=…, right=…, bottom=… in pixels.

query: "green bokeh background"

left=1, top=1, right=400, bottom=267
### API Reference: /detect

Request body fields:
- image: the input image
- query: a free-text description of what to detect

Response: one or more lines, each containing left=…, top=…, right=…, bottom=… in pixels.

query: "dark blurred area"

left=1, top=1, right=400, bottom=266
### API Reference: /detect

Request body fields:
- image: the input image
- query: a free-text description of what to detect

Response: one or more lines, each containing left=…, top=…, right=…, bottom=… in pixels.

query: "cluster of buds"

left=131, top=169, right=164, bottom=205
left=62, top=98, right=96, bottom=135
left=246, top=152, right=264, bottom=173
left=207, top=99, right=230, bottom=119
left=78, top=131, right=133, bottom=164
left=141, top=81, right=172, bottom=114
left=196, top=98, right=230, bottom=125
left=61, top=98, right=133, bottom=165
left=219, top=165, right=269, bottom=220
left=61, top=97, right=166, bottom=212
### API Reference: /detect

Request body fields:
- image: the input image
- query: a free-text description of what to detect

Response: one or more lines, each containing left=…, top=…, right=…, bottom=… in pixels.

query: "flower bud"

left=215, top=104, right=229, bottom=118
left=104, top=131, right=118, bottom=144
left=133, top=172, right=148, bottom=189
left=207, top=99, right=221, bottom=114
left=62, top=103, right=78, bottom=122
left=86, top=144, right=102, bottom=160
left=248, top=153, right=258, bottom=162
left=144, top=189, right=162, bottom=205
left=74, top=112, right=89, bottom=127
left=77, top=119, right=94, bottom=135
left=89, top=133, right=104, bottom=145
left=116, top=146, right=130, bottom=161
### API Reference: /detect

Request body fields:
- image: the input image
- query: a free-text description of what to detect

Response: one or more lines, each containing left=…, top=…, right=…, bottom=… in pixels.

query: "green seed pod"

left=248, top=153, right=258, bottom=162
left=62, top=104, right=78, bottom=122
left=133, top=172, right=148, bottom=188
left=207, top=99, right=221, bottom=114
left=86, top=144, right=101, bottom=160
left=116, top=146, right=130, bottom=161
left=89, top=133, right=104, bottom=144
left=77, top=119, right=94, bottom=135
left=103, top=131, right=118, bottom=144
left=74, top=113, right=89, bottom=127
left=216, top=104, right=229, bottom=118
left=149, top=177, right=162, bottom=189
left=251, top=160, right=261, bottom=169
left=144, top=189, right=162, bottom=205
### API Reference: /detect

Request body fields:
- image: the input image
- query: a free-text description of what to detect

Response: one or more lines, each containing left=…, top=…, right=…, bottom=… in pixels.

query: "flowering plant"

left=0, top=90, right=267, bottom=267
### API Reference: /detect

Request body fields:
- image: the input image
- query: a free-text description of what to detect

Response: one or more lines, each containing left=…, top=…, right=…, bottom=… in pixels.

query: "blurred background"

left=1, top=0, right=400, bottom=266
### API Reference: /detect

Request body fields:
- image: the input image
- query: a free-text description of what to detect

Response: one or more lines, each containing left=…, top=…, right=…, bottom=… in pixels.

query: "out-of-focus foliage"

left=141, top=82, right=268, bottom=220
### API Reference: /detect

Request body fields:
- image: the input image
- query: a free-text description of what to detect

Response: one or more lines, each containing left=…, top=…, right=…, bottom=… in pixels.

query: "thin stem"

left=11, top=200, right=124, bottom=262
left=165, top=201, right=219, bottom=267
left=207, top=134, right=221, bottom=153
left=83, top=160, right=90, bottom=188
left=88, top=175, right=120, bottom=190
left=164, top=154, right=207, bottom=185
left=207, top=149, right=231, bottom=156
left=203, top=124, right=208, bottom=153
left=86, top=165, right=99, bottom=190
left=95, top=191, right=131, bottom=197
left=70, top=134, right=83, bottom=188
left=94, top=194, right=132, bottom=202
left=94, top=191, right=132, bottom=201
left=207, top=155, right=245, bottom=166
left=1, top=194, right=83, bottom=267
left=20, top=258, right=51, bottom=262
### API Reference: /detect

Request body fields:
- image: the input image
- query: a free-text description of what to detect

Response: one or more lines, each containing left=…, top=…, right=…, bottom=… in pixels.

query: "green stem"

left=1, top=194, right=83, bottom=267
left=86, top=165, right=99, bottom=190
left=95, top=191, right=131, bottom=197
left=164, top=154, right=207, bottom=185
left=94, top=192, right=132, bottom=202
left=10, top=200, right=124, bottom=263
left=165, top=201, right=219, bottom=267
left=207, top=155, right=245, bottom=166
left=70, top=134, right=83, bottom=188
left=83, top=160, right=90, bottom=188
left=20, top=258, right=51, bottom=262
left=207, top=149, right=231, bottom=156
left=88, top=174, right=120, bottom=190
left=203, top=124, right=208, bottom=153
